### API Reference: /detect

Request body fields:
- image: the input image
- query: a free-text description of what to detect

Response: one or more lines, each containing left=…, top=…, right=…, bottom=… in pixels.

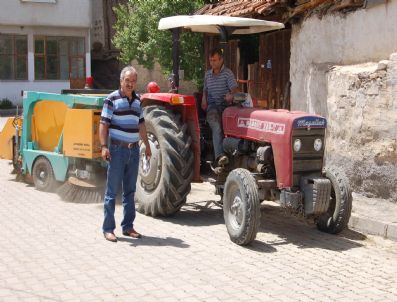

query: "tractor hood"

left=223, top=107, right=326, bottom=142
left=223, top=107, right=327, bottom=188
left=158, top=15, right=284, bottom=34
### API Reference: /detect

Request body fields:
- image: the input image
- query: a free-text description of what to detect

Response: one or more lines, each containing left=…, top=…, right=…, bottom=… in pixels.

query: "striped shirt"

left=203, top=65, right=238, bottom=107
left=100, top=89, right=144, bottom=143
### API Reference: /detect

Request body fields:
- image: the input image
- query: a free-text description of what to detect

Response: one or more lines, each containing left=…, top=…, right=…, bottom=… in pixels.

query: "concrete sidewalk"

left=350, top=193, right=397, bottom=242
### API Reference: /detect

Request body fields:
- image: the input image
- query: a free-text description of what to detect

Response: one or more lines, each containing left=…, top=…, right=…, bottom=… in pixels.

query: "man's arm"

left=225, top=86, right=239, bottom=103
left=99, top=123, right=110, bottom=161
left=225, top=69, right=239, bottom=103
left=201, top=90, right=208, bottom=111
left=139, top=122, right=152, bottom=159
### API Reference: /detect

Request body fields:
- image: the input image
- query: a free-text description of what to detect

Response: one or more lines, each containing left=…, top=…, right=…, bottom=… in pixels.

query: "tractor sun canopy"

left=158, top=15, right=284, bottom=34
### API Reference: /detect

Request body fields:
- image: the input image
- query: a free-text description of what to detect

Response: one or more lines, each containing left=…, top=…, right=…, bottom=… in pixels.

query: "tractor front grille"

left=292, top=128, right=325, bottom=187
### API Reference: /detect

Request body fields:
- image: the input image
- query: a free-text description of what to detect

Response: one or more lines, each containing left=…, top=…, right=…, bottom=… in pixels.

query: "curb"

left=348, top=213, right=397, bottom=242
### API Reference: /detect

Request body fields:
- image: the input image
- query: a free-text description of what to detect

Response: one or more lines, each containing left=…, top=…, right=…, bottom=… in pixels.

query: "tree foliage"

left=113, top=0, right=208, bottom=88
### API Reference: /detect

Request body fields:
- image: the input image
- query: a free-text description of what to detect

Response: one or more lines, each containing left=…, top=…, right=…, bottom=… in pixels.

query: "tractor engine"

left=223, top=138, right=275, bottom=179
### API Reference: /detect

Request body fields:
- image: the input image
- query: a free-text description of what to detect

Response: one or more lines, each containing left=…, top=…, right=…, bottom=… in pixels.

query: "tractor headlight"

left=314, top=138, right=323, bottom=151
left=293, top=139, right=302, bottom=152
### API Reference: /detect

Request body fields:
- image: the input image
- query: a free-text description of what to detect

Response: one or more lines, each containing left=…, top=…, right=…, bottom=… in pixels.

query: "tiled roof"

left=195, top=0, right=365, bottom=22
left=195, top=0, right=285, bottom=17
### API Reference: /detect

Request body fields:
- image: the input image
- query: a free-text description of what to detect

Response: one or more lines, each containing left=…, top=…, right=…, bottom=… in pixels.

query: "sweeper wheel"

left=32, top=156, right=58, bottom=192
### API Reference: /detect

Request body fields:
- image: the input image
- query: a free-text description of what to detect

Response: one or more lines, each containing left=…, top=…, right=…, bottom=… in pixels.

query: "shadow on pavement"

left=258, top=203, right=365, bottom=252
left=159, top=199, right=365, bottom=252
left=118, top=235, right=190, bottom=248
left=245, top=240, right=278, bottom=253
left=158, top=200, right=224, bottom=227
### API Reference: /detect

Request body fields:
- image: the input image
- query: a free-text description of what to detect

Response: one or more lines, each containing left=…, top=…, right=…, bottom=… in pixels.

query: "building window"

left=0, top=35, right=28, bottom=80
left=21, top=0, right=57, bottom=3
left=34, top=36, right=85, bottom=80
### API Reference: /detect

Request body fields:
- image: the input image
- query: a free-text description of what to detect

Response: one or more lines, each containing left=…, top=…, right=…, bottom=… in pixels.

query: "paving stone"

left=0, top=160, right=396, bottom=301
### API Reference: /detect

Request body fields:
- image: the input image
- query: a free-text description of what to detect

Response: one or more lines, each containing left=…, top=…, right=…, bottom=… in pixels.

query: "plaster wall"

left=290, top=1, right=397, bottom=112
left=133, top=60, right=197, bottom=95
left=0, top=0, right=91, bottom=28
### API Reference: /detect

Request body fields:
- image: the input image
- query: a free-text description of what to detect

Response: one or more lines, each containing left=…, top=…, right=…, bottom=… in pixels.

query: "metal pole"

left=171, top=28, right=180, bottom=93
left=218, top=26, right=229, bottom=60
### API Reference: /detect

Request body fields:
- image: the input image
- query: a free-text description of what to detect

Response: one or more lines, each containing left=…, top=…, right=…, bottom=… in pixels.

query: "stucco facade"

left=290, top=1, right=397, bottom=202
left=0, top=0, right=92, bottom=105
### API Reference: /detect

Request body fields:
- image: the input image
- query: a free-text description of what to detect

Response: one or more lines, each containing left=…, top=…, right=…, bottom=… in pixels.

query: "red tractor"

left=136, top=15, right=352, bottom=245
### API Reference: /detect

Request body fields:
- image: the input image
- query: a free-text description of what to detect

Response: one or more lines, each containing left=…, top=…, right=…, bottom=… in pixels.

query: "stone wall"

left=325, top=54, right=397, bottom=202
left=290, top=2, right=397, bottom=202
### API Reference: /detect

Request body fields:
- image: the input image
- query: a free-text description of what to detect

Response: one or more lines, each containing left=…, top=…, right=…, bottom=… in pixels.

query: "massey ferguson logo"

left=237, top=118, right=285, bottom=135
left=294, top=117, right=327, bottom=129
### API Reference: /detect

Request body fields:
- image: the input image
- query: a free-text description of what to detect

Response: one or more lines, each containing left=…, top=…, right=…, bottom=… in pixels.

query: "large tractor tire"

left=32, top=156, right=58, bottom=192
left=136, top=106, right=194, bottom=216
left=316, top=167, right=352, bottom=234
left=223, top=168, right=261, bottom=245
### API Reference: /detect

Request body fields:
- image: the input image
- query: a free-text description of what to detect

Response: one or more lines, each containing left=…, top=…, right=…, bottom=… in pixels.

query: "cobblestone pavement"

left=0, top=160, right=397, bottom=302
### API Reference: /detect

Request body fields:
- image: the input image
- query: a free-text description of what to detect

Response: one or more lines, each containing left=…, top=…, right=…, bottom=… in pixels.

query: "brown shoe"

left=104, top=232, right=117, bottom=242
left=123, top=228, right=142, bottom=238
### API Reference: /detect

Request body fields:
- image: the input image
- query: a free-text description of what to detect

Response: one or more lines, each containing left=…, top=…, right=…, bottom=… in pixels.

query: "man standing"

left=99, top=65, right=152, bottom=242
left=201, top=47, right=239, bottom=166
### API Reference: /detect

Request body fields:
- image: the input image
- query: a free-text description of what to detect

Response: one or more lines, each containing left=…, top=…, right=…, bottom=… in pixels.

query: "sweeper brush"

left=57, top=177, right=104, bottom=203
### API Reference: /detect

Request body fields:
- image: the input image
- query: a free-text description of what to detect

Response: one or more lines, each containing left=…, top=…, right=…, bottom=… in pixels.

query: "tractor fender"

left=140, top=92, right=201, bottom=182
left=141, top=92, right=196, bottom=107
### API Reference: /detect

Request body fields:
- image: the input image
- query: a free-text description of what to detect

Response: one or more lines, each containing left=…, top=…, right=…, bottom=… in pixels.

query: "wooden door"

left=258, top=29, right=291, bottom=109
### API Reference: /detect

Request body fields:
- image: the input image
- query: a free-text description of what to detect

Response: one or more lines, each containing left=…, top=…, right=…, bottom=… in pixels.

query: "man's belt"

left=110, top=139, right=139, bottom=149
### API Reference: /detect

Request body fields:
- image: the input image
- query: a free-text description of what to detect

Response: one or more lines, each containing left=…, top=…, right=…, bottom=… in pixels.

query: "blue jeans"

left=206, top=105, right=226, bottom=160
left=102, top=144, right=140, bottom=233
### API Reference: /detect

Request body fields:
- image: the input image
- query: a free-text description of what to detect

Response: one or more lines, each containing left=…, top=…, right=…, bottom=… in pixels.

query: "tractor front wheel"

left=136, top=106, right=194, bottom=216
left=316, top=167, right=352, bottom=234
left=223, top=168, right=260, bottom=245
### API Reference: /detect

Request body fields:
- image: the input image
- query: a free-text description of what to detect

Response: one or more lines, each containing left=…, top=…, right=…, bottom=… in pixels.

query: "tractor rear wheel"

left=32, top=156, right=58, bottom=192
left=136, top=106, right=194, bottom=216
left=223, top=168, right=260, bottom=245
left=316, top=167, right=352, bottom=234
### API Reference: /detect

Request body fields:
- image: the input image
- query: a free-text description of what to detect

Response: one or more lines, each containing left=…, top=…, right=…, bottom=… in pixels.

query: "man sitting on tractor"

left=201, top=47, right=239, bottom=166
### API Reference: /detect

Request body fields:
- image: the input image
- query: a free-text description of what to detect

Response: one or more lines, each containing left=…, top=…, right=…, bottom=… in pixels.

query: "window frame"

left=20, top=0, right=57, bottom=3
left=0, top=34, right=28, bottom=80
left=34, top=36, right=85, bottom=81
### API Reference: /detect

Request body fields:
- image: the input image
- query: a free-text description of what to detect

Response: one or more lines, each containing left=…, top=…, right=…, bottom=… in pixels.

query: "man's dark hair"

left=210, top=47, right=224, bottom=58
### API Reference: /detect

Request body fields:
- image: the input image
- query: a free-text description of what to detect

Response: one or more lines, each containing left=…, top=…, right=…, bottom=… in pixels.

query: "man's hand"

left=101, top=146, right=110, bottom=161
left=201, top=98, right=208, bottom=111
left=225, top=92, right=234, bottom=103
left=144, top=143, right=152, bottom=160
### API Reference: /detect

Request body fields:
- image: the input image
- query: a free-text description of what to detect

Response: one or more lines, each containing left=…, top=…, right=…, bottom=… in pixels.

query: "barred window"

left=0, top=35, right=28, bottom=80
left=34, top=36, right=85, bottom=80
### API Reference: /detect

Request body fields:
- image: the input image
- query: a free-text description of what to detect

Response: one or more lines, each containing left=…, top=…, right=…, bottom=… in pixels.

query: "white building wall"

left=0, top=12, right=91, bottom=104
left=290, top=1, right=397, bottom=112
left=0, top=0, right=91, bottom=28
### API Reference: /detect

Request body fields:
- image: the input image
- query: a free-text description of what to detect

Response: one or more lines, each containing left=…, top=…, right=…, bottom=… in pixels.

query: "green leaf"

left=113, top=0, right=207, bottom=89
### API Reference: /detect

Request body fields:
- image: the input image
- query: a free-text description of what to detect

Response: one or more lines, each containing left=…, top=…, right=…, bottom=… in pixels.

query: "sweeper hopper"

left=0, top=91, right=109, bottom=203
